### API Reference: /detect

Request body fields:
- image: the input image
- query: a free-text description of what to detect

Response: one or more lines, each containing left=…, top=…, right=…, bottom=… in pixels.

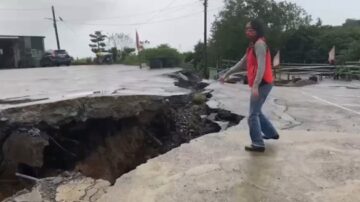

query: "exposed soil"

left=0, top=70, right=243, bottom=201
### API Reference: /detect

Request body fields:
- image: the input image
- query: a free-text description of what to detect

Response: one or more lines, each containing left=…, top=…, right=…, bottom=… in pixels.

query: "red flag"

left=273, top=51, right=280, bottom=68
left=136, top=31, right=143, bottom=51
left=328, top=46, right=335, bottom=64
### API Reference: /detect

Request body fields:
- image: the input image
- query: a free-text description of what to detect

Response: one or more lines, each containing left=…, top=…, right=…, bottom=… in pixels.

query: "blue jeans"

left=248, top=84, right=278, bottom=147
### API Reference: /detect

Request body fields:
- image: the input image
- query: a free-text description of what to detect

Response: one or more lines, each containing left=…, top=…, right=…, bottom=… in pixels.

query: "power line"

left=64, top=2, right=200, bottom=22
left=0, top=6, right=219, bottom=25
left=143, top=0, right=179, bottom=24
left=0, top=7, right=47, bottom=11
left=60, top=21, right=79, bottom=36
left=63, top=7, right=222, bottom=27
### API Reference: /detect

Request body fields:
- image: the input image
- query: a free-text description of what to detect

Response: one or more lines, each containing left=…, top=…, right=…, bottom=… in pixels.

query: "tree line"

left=77, top=0, right=360, bottom=73
left=187, top=0, right=360, bottom=74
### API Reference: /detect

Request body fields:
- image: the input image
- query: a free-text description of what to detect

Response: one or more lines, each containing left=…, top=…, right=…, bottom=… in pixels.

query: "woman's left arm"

left=253, top=40, right=267, bottom=88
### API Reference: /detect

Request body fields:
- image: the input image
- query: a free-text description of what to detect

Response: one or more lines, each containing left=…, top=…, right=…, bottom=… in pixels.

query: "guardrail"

left=274, top=64, right=336, bottom=80
left=335, top=65, right=360, bottom=80
left=215, top=60, right=360, bottom=81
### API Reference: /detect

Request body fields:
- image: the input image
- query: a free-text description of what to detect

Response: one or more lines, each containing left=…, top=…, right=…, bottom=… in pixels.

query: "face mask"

left=245, top=30, right=257, bottom=40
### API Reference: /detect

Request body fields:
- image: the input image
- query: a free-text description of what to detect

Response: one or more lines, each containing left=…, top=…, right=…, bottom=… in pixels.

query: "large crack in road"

left=272, top=98, right=303, bottom=130
left=0, top=70, right=244, bottom=201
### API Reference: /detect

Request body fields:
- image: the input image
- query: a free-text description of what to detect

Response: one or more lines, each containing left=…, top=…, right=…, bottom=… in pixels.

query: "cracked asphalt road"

left=208, top=79, right=360, bottom=133
left=0, top=65, right=187, bottom=110
left=3, top=66, right=360, bottom=202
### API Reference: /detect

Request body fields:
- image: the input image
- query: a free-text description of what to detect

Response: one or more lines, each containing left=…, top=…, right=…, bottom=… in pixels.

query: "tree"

left=139, top=44, right=182, bottom=68
left=109, top=47, right=119, bottom=62
left=121, top=47, right=136, bottom=61
left=315, top=26, right=360, bottom=63
left=281, top=25, right=325, bottom=63
left=193, top=42, right=205, bottom=68
left=107, top=33, right=134, bottom=51
left=280, top=21, right=360, bottom=63
left=89, top=31, right=107, bottom=53
left=207, top=0, right=311, bottom=65
left=343, top=19, right=360, bottom=27
left=315, top=18, right=322, bottom=27
left=197, top=0, right=360, bottom=66
left=106, top=33, right=136, bottom=62
left=182, top=52, right=194, bottom=63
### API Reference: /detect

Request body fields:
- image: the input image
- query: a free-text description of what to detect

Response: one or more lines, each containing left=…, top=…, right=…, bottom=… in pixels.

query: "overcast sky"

left=0, top=0, right=358, bottom=58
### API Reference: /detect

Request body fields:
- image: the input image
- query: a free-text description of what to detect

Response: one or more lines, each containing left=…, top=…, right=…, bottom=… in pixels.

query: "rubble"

left=0, top=70, right=243, bottom=200
left=274, top=76, right=319, bottom=87
left=3, top=172, right=110, bottom=202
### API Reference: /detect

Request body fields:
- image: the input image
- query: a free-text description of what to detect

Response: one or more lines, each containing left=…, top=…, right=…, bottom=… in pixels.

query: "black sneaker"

left=245, top=145, right=265, bottom=152
left=263, top=134, right=280, bottom=140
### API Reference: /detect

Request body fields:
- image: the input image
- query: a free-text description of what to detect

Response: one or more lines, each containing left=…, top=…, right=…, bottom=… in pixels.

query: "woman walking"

left=220, top=19, right=279, bottom=152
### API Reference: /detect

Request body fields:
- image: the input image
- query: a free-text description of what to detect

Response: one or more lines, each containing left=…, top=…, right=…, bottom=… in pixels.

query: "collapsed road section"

left=0, top=71, right=243, bottom=201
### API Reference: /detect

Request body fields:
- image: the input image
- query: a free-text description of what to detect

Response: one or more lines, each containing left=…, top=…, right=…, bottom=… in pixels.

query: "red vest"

left=246, top=38, right=273, bottom=87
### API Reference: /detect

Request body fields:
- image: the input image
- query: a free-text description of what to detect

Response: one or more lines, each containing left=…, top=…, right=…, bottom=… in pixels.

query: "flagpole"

left=136, top=30, right=142, bottom=68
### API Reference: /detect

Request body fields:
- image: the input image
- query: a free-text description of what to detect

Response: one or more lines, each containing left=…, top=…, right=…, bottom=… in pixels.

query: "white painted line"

left=302, top=91, right=360, bottom=116
left=332, top=95, right=360, bottom=98
left=342, top=104, right=360, bottom=107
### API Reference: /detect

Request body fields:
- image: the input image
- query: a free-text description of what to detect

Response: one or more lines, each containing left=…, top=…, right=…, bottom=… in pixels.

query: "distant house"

left=0, top=35, right=45, bottom=69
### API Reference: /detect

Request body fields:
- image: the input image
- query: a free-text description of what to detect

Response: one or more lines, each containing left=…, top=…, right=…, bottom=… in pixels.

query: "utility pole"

left=203, top=0, right=208, bottom=77
left=52, top=6, right=61, bottom=50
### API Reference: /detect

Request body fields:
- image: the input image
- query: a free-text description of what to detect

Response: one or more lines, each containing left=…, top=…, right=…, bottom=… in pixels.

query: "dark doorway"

left=0, top=39, right=16, bottom=68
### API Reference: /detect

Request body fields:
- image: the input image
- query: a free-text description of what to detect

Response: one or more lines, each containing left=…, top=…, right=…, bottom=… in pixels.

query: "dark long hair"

left=249, top=19, right=265, bottom=40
